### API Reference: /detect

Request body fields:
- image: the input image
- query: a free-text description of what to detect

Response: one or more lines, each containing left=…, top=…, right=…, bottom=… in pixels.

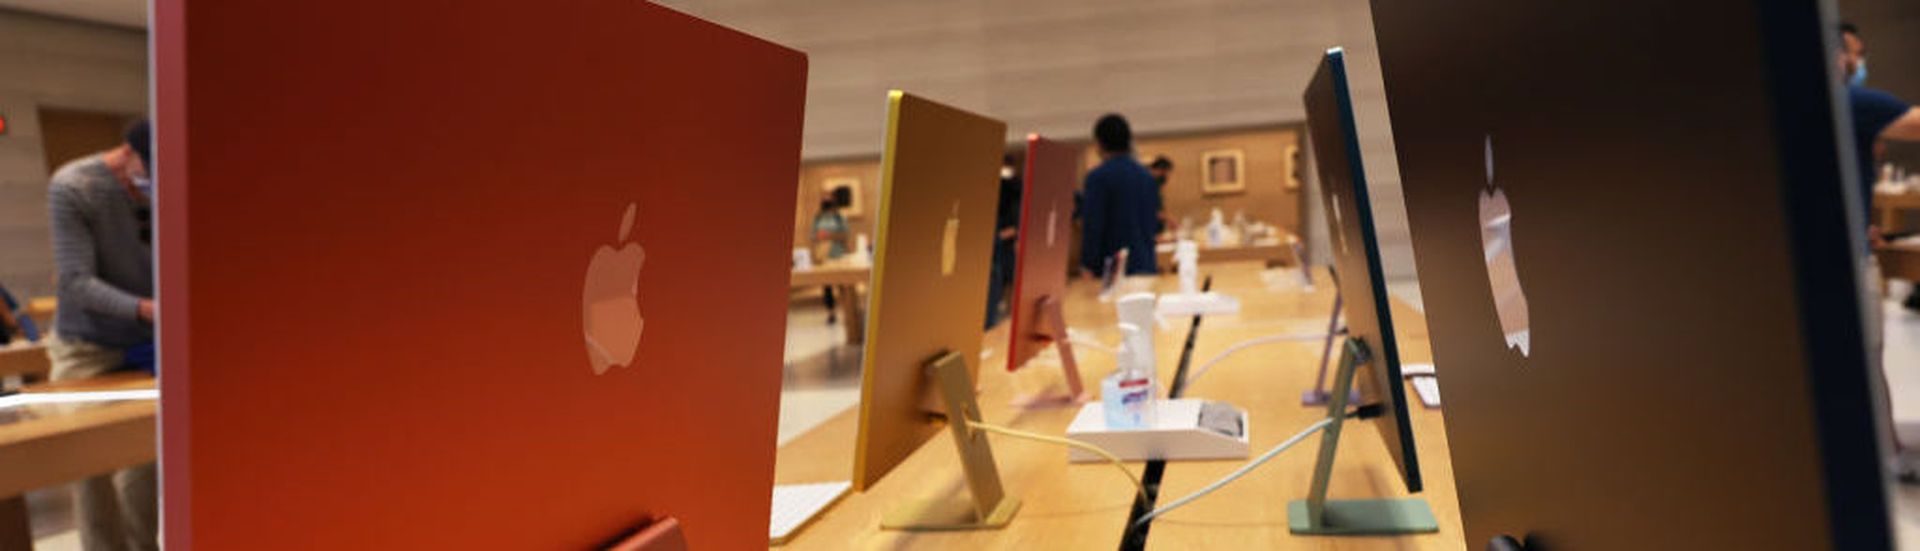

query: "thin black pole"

left=1118, top=275, right=1211, bottom=550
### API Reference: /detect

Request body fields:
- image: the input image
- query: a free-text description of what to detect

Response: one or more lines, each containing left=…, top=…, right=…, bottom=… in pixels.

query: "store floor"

left=22, top=283, right=1920, bottom=548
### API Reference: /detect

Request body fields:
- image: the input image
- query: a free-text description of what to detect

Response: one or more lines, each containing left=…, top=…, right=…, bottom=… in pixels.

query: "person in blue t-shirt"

left=1839, top=24, right=1920, bottom=300
left=1839, top=22, right=1920, bottom=483
left=1079, top=114, right=1161, bottom=278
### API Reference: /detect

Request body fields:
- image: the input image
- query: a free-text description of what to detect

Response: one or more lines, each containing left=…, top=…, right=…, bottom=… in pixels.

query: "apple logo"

left=583, top=203, right=646, bottom=375
left=1046, top=201, right=1060, bottom=248
left=941, top=202, right=961, bottom=276
left=1479, top=136, right=1531, bottom=357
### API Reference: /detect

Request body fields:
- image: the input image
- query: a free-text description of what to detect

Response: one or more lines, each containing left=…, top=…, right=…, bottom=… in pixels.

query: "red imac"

left=155, top=2, right=806, bottom=549
left=1003, top=135, right=1089, bottom=405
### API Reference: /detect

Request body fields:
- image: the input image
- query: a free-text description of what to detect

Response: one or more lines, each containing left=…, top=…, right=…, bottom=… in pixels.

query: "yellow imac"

left=850, top=91, right=1013, bottom=530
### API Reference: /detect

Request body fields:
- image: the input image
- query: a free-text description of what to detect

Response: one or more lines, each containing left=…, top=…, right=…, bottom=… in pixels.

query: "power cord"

left=969, top=422, right=1149, bottom=501
left=1132, top=403, right=1385, bottom=527
left=1065, top=329, right=1119, bottom=355
left=1181, top=332, right=1327, bottom=387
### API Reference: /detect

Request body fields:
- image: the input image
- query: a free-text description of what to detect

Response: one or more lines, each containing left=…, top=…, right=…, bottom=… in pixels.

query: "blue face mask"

left=1850, top=57, right=1869, bottom=87
left=132, top=176, right=154, bottom=199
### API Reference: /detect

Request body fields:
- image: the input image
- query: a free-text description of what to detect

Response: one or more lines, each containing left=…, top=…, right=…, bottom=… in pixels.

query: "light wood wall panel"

left=794, top=158, right=883, bottom=254
left=658, top=0, right=1417, bottom=278
left=1098, top=126, right=1304, bottom=239
left=0, top=9, right=148, bottom=298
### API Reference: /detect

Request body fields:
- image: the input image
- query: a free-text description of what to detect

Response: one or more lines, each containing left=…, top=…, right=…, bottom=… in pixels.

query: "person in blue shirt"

left=810, top=190, right=852, bottom=324
left=1839, top=24, right=1920, bottom=296
left=1080, top=114, right=1161, bottom=278
left=1839, top=22, right=1920, bottom=484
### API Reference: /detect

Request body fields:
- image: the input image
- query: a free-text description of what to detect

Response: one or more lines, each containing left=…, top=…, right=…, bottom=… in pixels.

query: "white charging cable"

left=1182, top=332, right=1325, bottom=387
left=1133, top=416, right=1335, bottom=527
left=1066, top=328, right=1119, bottom=355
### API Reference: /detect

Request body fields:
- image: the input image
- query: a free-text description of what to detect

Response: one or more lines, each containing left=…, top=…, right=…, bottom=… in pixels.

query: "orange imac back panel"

left=1004, top=135, right=1082, bottom=372
left=154, top=2, right=806, bottom=548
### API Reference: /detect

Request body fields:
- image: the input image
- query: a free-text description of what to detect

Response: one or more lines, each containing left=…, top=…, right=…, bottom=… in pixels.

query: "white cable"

left=0, top=389, right=158, bottom=410
left=1182, top=333, right=1326, bottom=387
left=1066, top=329, right=1119, bottom=355
left=1134, top=417, right=1335, bottom=527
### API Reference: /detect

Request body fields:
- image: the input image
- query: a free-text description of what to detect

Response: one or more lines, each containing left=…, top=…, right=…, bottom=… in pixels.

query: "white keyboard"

left=769, top=480, right=850, bottom=544
left=1409, top=377, right=1441, bottom=408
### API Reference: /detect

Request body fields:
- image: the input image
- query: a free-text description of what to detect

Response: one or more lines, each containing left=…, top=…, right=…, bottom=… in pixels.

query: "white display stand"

left=1065, top=399, right=1250, bottom=462
left=1156, top=240, right=1241, bottom=317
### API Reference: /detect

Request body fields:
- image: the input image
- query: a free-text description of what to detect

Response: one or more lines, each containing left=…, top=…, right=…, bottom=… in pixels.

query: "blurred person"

left=1841, top=23, right=1920, bottom=313
left=1079, top=114, right=1161, bottom=278
left=47, top=119, right=157, bottom=550
left=810, top=188, right=852, bottom=324
left=1837, top=23, right=1920, bottom=484
left=987, top=155, right=1022, bottom=328
left=1149, top=155, right=1173, bottom=236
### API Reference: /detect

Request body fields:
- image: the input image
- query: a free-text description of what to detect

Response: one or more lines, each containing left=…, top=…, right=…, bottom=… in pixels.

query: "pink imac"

left=1003, top=135, right=1089, bottom=405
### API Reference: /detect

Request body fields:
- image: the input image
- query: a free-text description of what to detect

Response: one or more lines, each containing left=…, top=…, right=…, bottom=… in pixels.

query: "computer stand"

left=882, top=351, right=1023, bottom=531
left=1010, top=295, right=1090, bottom=408
left=1287, top=338, right=1438, bottom=535
left=1302, top=289, right=1359, bottom=406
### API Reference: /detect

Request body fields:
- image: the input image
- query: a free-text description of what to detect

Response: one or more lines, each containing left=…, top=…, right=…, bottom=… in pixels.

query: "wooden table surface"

left=0, top=343, right=50, bottom=380
left=1879, top=242, right=1920, bottom=283
left=0, top=373, right=156, bottom=549
left=790, top=261, right=873, bottom=288
left=773, top=262, right=1464, bottom=550
left=1155, top=240, right=1296, bottom=269
left=1876, top=190, right=1920, bottom=234
left=792, top=261, right=873, bottom=346
left=0, top=373, right=157, bottom=497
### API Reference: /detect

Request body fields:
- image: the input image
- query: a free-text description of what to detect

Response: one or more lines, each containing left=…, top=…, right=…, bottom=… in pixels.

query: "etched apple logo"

left=1479, top=136, right=1531, bottom=357
left=941, top=202, right=960, bottom=276
left=583, top=203, right=646, bottom=374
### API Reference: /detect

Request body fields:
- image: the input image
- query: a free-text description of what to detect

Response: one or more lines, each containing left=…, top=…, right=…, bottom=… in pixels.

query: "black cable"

left=1118, top=275, right=1211, bottom=550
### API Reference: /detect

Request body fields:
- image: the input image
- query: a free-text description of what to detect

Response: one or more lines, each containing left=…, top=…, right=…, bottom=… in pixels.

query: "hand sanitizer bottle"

left=1102, top=324, right=1157, bottom=429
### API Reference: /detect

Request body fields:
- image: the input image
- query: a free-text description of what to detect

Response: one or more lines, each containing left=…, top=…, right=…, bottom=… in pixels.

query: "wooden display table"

left=1875, top=189, right=1920, bottom=234
left=1878, top=242, right=1920, bottom=285
left=772, top=262, right=1463, bottom=549
left=0, top=343, right=49, bottom=380
left=0, top=373, right=156, bottom=549
left=1154, top=241, right=1295, bottom=269
left=791, top=261, right=872, bottom=345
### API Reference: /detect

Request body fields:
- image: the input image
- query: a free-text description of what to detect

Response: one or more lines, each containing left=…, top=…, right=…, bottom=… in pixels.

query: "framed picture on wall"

left=1284, top=144, right=1302, bottom=190
left=1201, top=149, right=1246, bottom=195
left=822, top=177, right=863, bottom=217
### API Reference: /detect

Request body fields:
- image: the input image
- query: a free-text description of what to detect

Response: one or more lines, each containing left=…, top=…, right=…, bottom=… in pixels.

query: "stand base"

left=1065, top=399, right=1250, bottom=462
left=881, top=497, right=1021, bottom=531
left=1286, top=498, right=1439, bottom=535
left=1299, top=388, right=1362, bottom=407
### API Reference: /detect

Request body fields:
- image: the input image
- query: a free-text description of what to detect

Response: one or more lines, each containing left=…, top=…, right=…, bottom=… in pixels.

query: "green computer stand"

left=1287, top=338, right=1439, bottom=535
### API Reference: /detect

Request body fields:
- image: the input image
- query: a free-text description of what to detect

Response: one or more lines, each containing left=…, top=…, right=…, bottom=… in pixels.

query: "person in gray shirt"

left=47, top=119, right=156, bottom=551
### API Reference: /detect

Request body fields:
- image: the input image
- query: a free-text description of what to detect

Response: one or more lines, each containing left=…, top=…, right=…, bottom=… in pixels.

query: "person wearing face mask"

left=1841, top=23, right=1920, bottom=312
left=46, top=119, right=157, bottom=550
left=1835, top=23, right=1920, bottom=485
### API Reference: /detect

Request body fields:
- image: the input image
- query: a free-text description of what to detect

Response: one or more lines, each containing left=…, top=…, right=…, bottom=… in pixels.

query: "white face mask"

left=1000, top=167, right=1015, bottom=180
left=131, top=176, right=154, bottom=199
